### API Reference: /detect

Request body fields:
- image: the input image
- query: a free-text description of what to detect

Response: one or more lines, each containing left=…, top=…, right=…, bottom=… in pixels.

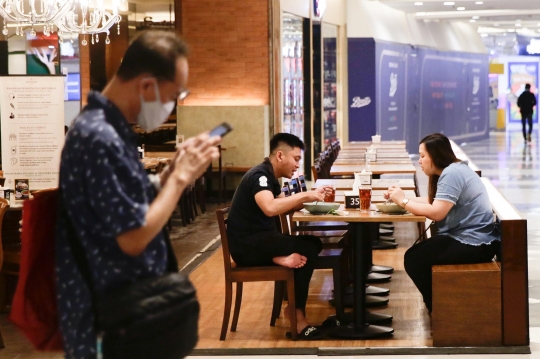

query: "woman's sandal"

left=285, top=325, right=324, bottom=340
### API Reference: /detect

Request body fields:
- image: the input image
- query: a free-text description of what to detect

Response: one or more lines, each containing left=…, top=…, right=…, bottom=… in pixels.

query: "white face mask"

left=137, top=80, right=176, bottom=131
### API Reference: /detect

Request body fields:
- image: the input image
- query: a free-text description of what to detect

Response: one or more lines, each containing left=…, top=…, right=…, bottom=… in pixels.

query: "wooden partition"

left=481, top=178, right=529, bottom=346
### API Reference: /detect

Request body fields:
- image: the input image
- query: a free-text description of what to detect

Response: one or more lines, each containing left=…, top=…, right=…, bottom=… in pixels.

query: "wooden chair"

left=206, top=145, right=227, bottom=204
left=0, top=197, right=11, bottom=347
left=216, top=207, right=297, bottom=340
left=311, top=164, right=321, bottom=181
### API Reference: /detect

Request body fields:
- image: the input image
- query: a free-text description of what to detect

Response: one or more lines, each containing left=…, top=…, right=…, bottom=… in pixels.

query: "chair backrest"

left=311, top=164, right=320, bottom=181
left=0, top=197, right=10, bottom=271
left=289, top=178, right=300, bottom=194
left=216, top=207, right=233, bottom=275
left=298, top=175, right=307, bottom=192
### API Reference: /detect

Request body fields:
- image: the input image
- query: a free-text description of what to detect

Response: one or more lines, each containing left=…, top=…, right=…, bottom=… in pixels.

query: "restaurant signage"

left=0, top=76, right=65, bottom=191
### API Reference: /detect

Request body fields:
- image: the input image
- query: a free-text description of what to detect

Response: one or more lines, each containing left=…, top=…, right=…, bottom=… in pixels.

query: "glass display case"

left=282, top=13, right=304, bottom=142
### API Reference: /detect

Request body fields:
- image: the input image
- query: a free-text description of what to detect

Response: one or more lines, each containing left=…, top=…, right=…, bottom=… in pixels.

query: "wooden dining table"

left=343, top=140, right=406, bottom=148
left=293, top=207, right=425, bottom=339
left=330, top=163, right=417, bottom=177
left=336, top=152, right=410, bottom=159
left=313, top=178, right=416, bottom=190
left=333, top=158, right=412, bottom=165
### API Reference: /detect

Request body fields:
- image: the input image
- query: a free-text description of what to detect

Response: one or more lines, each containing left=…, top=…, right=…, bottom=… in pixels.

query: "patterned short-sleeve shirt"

left=55, top=92, right=167, bottom=359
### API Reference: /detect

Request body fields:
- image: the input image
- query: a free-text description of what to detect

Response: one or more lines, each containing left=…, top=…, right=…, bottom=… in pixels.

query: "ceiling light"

left=414, top=2, right=423, bottom=5
left=481, top=33, right=488, bottom=38
left=457, top=7, right=466, bottom=11
left=516, top=23, right=521, bottom=27
left=508, top=29, right=515, bottom=32
left=0, top=0, right=123, bottom=45
left=475, top=1, right=483, bottom=4
left=416, top=12, right=426, bottom=16
left=469, top=19, right=476, bottom=23
left=443, top=1, right=455, bottom=5
left=472, top=16, right=479, bottom=20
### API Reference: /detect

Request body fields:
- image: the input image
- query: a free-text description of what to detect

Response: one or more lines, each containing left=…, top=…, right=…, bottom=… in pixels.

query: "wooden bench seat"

left=432, top=261, right=501, bottom=346
left=431, top=177, right=528, bottom=347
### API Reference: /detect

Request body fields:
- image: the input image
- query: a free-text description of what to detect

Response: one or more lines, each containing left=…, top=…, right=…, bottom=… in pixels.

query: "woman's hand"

left=387, top=185, right=405, bottom=205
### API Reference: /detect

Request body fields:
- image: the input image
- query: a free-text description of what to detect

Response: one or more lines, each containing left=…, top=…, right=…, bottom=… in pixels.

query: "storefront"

left=280, top=0, right=346, bottom=179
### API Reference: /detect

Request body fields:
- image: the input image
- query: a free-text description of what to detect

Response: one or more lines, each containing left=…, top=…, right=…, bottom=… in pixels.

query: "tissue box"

left=365, top=152, right=377, bottom=162
left=356, top=171, right=372, bottom=185
left=344, top=191, right=360, bottom=209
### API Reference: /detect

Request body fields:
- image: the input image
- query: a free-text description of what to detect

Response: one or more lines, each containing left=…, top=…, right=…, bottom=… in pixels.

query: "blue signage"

left=347, top=39, right=489, bottom=153
left=66, top=73, right=81, bottom=101
left=516, top=35, right=540, bottom=56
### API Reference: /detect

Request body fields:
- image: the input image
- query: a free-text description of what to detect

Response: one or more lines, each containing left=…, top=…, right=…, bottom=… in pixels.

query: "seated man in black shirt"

left=227, top=133, right=331, bottom=340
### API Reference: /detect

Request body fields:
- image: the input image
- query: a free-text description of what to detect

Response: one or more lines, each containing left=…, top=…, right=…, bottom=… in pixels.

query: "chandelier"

left=0, top=0, right=123, bottom=45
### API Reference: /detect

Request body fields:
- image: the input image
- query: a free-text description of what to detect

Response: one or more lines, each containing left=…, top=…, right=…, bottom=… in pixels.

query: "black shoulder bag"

left=61, top=198, right=200, bottom=359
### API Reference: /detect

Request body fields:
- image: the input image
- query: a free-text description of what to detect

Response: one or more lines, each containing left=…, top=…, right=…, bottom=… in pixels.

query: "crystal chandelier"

left=0, top=0, right=123, bottom=45
left=55, top=0, right=122, bottom=45
left=0, top=0, right=72, bottom=36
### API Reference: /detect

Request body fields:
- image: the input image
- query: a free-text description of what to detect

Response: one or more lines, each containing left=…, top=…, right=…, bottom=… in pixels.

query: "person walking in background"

left=517, top=83, right=537, bottom=142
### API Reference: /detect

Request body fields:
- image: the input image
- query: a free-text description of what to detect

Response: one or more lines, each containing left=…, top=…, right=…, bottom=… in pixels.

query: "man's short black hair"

left=270, top=133, right=305, bottom=154
left=525, top=83, right=531, bottom=90
left=116, top=31, right=189, bottom=82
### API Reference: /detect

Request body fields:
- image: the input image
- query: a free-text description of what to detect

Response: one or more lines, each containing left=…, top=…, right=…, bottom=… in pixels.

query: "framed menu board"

left=0, top=76, right=65, bottom=191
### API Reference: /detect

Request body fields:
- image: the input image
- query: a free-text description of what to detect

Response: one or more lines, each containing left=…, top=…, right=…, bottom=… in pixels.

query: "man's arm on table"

left=255, top=189, right=325, bottom=217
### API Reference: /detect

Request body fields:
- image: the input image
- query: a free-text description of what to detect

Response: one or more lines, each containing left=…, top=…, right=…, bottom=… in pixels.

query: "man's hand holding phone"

left=160, top=123, right=233, bottom=186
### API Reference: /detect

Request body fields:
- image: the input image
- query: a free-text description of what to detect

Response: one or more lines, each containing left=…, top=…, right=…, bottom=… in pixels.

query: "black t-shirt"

left=226, top=158, right=281, bottom=254
left=517, top=91, right=537, bottom=114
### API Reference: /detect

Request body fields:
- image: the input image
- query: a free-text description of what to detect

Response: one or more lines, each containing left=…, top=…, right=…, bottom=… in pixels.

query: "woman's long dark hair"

left=420, top=133, right=459, bottom=203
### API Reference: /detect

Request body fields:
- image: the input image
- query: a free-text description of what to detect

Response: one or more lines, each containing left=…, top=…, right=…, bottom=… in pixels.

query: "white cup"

left=372, top=134, right=381, bottom=143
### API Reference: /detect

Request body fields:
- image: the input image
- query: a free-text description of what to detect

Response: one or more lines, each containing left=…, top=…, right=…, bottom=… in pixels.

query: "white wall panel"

left=281, top=0, right=310, bottom=18
left=347, top=0, right=487, bottom=54
left=323, top=0, right=346, bottom=26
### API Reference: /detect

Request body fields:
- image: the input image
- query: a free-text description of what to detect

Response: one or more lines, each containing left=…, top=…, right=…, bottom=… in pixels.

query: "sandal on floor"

left=286, top=325, right=324, bottom=340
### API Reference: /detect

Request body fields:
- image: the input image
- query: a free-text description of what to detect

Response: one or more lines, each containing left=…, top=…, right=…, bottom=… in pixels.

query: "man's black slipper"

left=285, top=325, right=324, bottom=340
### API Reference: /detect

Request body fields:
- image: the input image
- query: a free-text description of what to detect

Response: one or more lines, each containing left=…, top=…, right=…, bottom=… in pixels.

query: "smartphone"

left=209, top=122, right=233, bottom=138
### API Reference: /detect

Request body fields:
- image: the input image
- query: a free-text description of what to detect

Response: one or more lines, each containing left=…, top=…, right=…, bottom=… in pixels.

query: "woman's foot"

left=273, top=253, right=307, bottom=268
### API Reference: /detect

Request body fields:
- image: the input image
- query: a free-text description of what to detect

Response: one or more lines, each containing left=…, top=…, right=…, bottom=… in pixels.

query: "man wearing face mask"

left=55, top=31, right=220, bottom=359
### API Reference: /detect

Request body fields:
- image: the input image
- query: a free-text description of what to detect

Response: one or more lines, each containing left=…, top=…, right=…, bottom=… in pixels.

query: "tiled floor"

left=1, top=128, right=540, bottom=358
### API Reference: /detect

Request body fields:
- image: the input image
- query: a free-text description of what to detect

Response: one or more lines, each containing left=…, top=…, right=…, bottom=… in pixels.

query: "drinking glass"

left=359, top=185, right=372, bottom=212
left=324, top=186, right=336, bottom=203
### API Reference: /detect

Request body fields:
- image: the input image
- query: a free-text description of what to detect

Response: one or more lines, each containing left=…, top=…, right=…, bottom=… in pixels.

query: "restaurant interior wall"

left=176, top=0, right=270, bottom=171
left=492, top=56, right=540, bottom=128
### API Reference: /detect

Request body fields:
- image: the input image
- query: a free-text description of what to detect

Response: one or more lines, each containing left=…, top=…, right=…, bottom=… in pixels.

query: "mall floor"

left=0, top=127, right=539, bottom=358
